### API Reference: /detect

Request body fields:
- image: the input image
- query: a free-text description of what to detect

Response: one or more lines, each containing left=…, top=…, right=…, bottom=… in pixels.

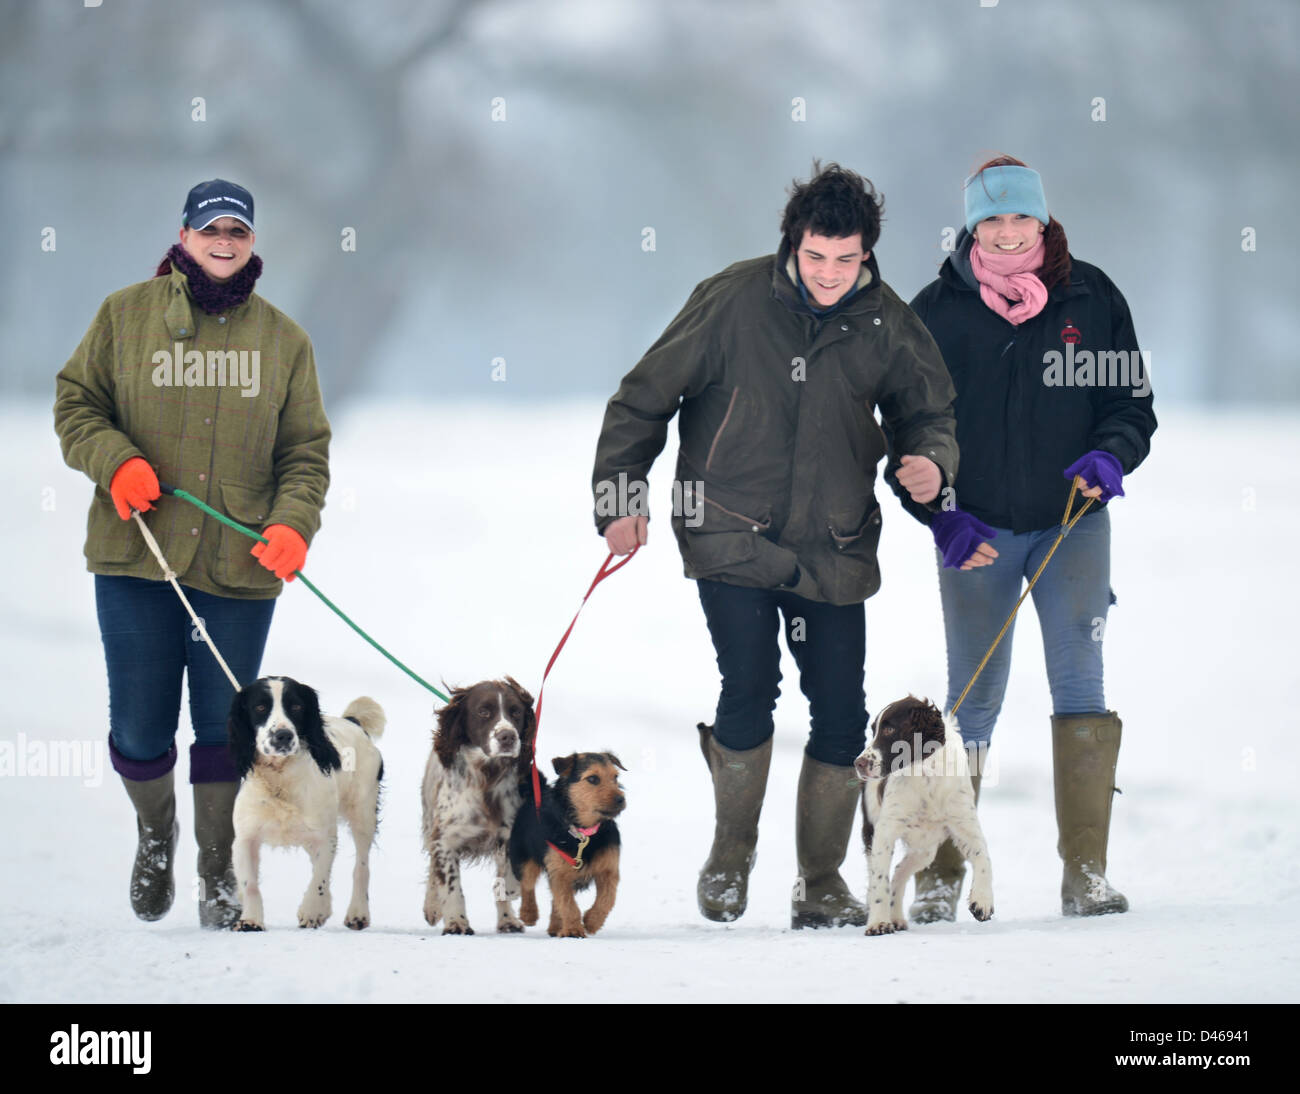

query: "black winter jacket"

left=593, top=242, right=958, bottom=606
left=904, top=234, right=1156, bottom=533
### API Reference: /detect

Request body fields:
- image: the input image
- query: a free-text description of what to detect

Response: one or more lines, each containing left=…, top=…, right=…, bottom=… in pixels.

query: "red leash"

left=531, top=548, right=638, bottom=810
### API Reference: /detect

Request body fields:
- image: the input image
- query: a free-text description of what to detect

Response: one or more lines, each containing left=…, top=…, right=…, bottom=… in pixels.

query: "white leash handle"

left=131, top=510, right=241, bottom=691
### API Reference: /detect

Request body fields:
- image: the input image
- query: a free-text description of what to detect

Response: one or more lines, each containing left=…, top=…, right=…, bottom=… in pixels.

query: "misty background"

left=3, top=0, right=1296, bottom=407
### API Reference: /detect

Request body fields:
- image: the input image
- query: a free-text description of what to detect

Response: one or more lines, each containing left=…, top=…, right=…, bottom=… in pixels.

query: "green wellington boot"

left=194, top=781, right=242, bottom=929
left=121, top=770, right=179, bottom=921
left=1053, top=712, right=1129, bottom=916
left=791, top=754, right=868, bottom=929
left=697, top=723, right=773, bottom=922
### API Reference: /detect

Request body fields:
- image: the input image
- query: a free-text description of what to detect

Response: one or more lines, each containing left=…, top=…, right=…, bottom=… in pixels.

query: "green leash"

left=161, top=484, right=450, bottom=703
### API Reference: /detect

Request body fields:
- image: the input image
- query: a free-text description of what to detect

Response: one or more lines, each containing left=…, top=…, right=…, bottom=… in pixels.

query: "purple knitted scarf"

left=161, top=243, right=263, bottom=315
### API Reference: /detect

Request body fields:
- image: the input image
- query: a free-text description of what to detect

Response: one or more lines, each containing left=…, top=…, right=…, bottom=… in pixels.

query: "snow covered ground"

left=2, top=399, right=1297, bottom=1005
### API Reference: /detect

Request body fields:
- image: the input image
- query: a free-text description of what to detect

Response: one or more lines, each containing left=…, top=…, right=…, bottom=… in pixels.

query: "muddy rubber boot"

left=909, top=772, right=983, bottom=924
left=194, top=781, right=242, bottom=929
left=697, top=723, right=772, bottom=922
left=791, top=754, right=868, bottom=929
left=1053, top=712, right=1129, bottom=916
left=121, top=771, right=178, bottom=921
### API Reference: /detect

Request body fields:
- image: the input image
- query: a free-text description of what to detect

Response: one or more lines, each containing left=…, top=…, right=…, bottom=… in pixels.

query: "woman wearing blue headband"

left=898, top=155, right=1157, bottom=919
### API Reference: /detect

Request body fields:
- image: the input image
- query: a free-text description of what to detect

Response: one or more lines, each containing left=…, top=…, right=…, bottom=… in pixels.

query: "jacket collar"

left=163, top=268, right=198, bottom=341
left=773, top=238, right=883, bottom=319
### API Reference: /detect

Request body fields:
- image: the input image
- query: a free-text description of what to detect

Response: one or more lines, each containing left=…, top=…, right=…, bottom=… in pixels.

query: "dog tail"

left=343, top=696, right=386, bottom=738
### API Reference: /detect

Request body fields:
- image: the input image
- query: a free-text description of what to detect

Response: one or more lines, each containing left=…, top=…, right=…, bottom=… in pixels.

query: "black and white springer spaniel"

left=421, top=677, right=537, bottom=935
left=854, top=696, right=993, bottom=936
left=227, top=676, right=385, bottom=931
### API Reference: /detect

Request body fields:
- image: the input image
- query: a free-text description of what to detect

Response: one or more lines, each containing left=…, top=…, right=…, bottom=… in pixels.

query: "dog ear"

left=552, top=754, right=577, bottom=780
left=504, top=675, right=534, bottom=710
left=434, top=686, right=468, bottom=767
left=226, top=688, right=257, bottom=779
left=604, top=751, right=627, bottom=771
left=294, top=682, right=341, bottom=775
left=907, top=698, right=946, bottom=743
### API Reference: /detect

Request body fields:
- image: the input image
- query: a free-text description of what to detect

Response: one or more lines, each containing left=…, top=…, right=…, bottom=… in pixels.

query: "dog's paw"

left=297, top=902, right=329, bottom=927
left=442, top=920, right=474, bottom=936
left=891, top=917, right=909, bottom=932
left=582, top=911, right=608, bottom=935
left=550, top=922, right=587, bottom=939
left=865, top=919, right=896, bottom=936
left=497, top=916, right=525, bottom=934
left=344, top=915, right=369, bottom=931
left=233, top=919, right=264, bottom=932
left=969, top=899, right=994, bottom=922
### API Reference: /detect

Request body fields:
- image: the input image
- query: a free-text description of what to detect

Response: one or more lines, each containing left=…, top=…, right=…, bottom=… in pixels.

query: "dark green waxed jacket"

left=54, top=266, right=330, bottom=599
left=592, top=242, right=957, bottom=606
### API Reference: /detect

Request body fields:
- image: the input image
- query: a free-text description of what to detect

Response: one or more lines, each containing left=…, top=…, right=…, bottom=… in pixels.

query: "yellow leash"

left=949, top=477, right=1095, bottom=718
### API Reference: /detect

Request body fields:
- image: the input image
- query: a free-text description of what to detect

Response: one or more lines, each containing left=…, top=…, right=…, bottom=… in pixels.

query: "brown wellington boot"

left=121, top=771, right=178, bottom=921
left=194, top=782, right=242, bottom=929
left=909, top=771, right=983, bottom=924
left=697, top=723, right=773, bottom=922
left=791, top=754, right=868, bottom=929
left=1052, top=712, right=1129, bottom=916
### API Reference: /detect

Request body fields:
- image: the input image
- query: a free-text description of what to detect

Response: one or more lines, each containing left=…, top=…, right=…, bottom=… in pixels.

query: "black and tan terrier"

left=509, top=752, right=626, bottom=938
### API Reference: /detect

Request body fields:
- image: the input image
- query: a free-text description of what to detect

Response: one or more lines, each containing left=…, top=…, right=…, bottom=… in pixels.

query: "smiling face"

left=973, top=213, right=1043, bottom=256
left=179, top=216, right=255, bottom=282
left=795, top=230, right=866, bottom=308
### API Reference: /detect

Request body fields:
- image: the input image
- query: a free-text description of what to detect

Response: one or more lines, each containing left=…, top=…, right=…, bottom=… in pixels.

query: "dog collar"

left=548, top=823, right=602, bottom=870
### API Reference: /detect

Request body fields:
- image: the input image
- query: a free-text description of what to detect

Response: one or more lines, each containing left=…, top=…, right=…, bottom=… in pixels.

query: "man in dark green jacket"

left=592, top=163, right=958, bottom=928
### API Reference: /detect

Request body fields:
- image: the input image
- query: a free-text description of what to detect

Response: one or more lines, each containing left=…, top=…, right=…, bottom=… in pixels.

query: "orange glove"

left=251, top=524, right=308, bottom=581
left=109, top=457, right=161, bottom=520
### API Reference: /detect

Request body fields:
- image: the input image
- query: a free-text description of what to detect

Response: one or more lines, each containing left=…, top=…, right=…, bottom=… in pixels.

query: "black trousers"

left=696, top=579, right=867, bottom=767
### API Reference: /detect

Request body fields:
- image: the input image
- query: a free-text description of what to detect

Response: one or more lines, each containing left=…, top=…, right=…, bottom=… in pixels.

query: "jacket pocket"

left=213, top=479, right=280, bottom=592
left=84, top=489, right=148, bottom=565
left=823, top=500, right=884, bottom=602
left=675, top=480, right=798, bottom=587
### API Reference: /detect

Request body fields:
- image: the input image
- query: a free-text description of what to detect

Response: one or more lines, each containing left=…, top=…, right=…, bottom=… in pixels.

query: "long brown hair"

left=970, top=155, right=1071, bottom=291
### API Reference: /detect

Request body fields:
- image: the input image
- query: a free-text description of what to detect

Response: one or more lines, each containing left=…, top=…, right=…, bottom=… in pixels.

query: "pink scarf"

left=968, top=236, right=1047, bottom=325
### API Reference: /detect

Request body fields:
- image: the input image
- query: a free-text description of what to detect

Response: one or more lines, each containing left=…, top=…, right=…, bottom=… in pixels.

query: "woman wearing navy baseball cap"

left=55, top=179, right=331, bottom=927
left=899, top=156, right=1157, bottom=920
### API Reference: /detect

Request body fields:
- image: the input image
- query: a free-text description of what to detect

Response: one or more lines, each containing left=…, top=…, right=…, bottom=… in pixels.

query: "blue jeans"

left=939, top=509, right=1113, bottom=748
left=697, top=579, right=867, bottom=766
left=95, top=575, right=275, bottom=782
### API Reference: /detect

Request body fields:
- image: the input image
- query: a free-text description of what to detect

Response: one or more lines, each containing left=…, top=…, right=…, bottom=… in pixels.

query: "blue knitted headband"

left=964, top=165, right=1048, bottom=232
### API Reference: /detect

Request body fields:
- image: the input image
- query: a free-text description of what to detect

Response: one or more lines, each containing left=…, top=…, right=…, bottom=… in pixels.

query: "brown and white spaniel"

left=420, top=678, right=537, bottom=935
left=854, top=696, right=993, bottom=935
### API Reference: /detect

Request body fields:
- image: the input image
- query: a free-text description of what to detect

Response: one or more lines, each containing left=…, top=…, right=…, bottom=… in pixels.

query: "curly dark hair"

left=781, top=160, right=884, bottom=255
left=970, top=154, right=1071, bottom=291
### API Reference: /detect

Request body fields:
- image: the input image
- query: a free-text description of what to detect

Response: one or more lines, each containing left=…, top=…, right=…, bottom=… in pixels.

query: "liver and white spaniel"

left=420, top=678, right=536, bottom=935
left=227, top=676, right=386, bottom=931
left=854, top=696, right=993, bottom=935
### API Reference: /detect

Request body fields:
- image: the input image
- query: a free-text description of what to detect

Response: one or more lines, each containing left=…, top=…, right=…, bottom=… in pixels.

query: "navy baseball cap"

left=182, top=179, right=255, bottom=230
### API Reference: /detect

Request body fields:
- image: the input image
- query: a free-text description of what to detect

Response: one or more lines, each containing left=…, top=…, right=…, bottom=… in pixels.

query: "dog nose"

left=853, top=754, right=873, bottom=781
left=493, top=727, right=519, bottom=752
left=271, top=728, right=295, bottom=751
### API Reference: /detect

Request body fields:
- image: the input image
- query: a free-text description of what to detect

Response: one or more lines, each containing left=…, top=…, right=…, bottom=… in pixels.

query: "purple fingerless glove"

left=930, top=508, right=998, bottom=569
left=1064, top=450, right=1125, bottom=502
